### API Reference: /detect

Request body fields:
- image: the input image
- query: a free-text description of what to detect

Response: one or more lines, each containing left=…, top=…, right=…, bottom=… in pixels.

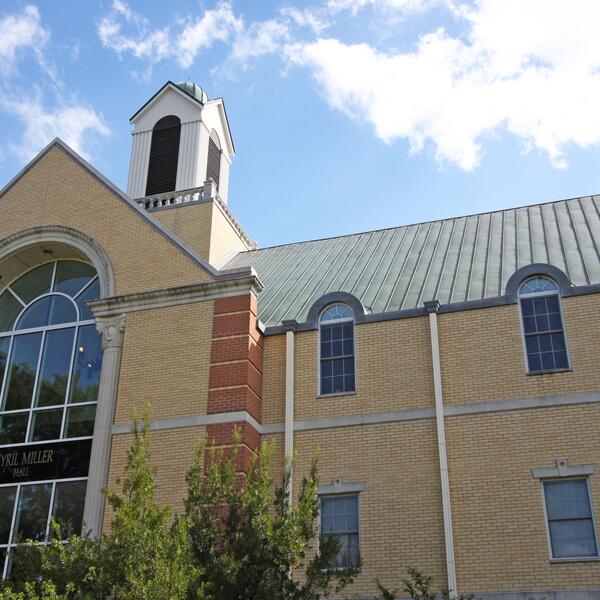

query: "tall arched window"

left=0, top=260, right=102, bottom=577
left=518, top=277, right=569, bottom=373
left=319, top=303, right=355, bottom=395
left=206, top=129, right=221, bottom=190
left=145, top=115, right=181, bottom=196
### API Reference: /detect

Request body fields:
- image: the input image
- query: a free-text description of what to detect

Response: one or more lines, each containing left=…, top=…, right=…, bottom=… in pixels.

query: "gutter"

left=282, top=320, right=297, bottom=504
left=425, top=300, right=457, bottom=598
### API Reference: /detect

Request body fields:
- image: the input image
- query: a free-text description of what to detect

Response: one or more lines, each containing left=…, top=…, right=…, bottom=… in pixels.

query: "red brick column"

left=206, top=293, right=263, bottom=471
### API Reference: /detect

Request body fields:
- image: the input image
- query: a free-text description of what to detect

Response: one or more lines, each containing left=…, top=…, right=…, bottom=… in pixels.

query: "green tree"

left=2, top=416, right=354, bottom=600
left=378, top=567, right=476, bottom=600
left=4, top=413, right=202, bottom=600
left=185, top=432, right=358, bottom=600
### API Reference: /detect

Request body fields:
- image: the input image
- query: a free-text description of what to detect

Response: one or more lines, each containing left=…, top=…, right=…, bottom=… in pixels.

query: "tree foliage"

left=4, top=414, right=202, bottom=600
left=185, top=432, right=357, bottom=600
left=1, top=415, right=355, bottom=600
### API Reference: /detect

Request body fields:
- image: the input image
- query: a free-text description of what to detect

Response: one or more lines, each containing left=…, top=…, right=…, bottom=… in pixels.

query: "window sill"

left=527, top=368, right=572, bottom=376
left=550, top=556, right=600, bottom=564
left=318, top=391, right=357, bottom=399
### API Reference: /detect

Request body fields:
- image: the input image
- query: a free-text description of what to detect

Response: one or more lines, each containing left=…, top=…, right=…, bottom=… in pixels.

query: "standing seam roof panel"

left=224, top=195, right=600, bottom=327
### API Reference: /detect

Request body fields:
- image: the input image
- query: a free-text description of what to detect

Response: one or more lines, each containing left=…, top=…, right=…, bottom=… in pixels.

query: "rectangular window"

left=521, top=295, right=569, bottom=372
left=543, top=479, right=599, bottom=559
left=320, top=494, right=359, bottom=569
left=320, top=322, right=355, bottom=395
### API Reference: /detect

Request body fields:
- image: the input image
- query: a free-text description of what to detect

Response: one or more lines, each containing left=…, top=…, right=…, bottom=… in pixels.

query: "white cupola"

left=127, top=80, right=234, bottom=204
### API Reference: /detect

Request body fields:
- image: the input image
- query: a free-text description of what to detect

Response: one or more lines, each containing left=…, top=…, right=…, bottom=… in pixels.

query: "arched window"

left=0, top=260, right=102, bottom=575
left=319, top=303, right=355, bottom=395
left=206, top=129, right=221, bottom=190
left=518, top=277, right=569, bottom=373
left=145, top=115, right=181, bottom=196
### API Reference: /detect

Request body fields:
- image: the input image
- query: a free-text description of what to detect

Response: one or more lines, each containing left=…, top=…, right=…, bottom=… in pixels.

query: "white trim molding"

left=83, top=313, right=127, bottom=537
left=532, top=459, right=596, bottom=479
left=89, top=273, right=262, bottom=317
left=318, top=477, right=366, bottom=495
left=112, top=410, right=262, bottom=436
left=0, top=225, right=116, bottom=297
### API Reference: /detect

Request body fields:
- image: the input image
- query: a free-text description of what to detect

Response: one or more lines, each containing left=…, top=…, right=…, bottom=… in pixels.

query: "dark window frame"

left=318, top=304, right=356, bottom=397
left=518, top=277, right=570, bottom=374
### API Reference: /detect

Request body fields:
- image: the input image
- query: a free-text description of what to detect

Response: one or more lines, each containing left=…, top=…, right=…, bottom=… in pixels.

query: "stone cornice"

left=89, top=273, right=263, bottom=317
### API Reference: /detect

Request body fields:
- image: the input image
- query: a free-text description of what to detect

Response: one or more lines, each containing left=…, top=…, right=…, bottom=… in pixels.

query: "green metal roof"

left=225, top=195, right=600, bottom=327
left=176, top=81, right=208, bottom=104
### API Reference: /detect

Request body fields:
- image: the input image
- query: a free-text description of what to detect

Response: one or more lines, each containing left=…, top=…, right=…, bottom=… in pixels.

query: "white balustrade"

left=134, top=184, right=257, bottom=250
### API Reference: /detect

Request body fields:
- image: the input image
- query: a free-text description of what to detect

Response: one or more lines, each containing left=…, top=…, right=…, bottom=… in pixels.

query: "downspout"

left=424, top=300, right=457, bottom=597
left=282, top=320, right=297, bottom=505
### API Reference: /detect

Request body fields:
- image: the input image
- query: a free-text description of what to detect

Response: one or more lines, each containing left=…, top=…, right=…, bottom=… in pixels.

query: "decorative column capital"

left=96, top=314, right=127, bottom=350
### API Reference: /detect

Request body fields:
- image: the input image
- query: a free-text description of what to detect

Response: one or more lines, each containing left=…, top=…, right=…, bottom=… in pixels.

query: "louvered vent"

left=207, top=134, right=221, bottom=190
left=146, top=115, right=181, bottom=196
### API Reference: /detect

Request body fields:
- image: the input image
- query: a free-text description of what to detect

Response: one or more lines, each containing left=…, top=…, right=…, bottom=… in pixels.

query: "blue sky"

left=2, top=0, right=600, bottom=248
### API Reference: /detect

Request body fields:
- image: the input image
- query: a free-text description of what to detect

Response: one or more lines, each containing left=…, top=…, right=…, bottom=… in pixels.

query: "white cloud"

left=0, top=5, right=109, bottom=163
left=230, top=19, right=290, bottom=64
left=1, top=93, right=110, bottom=161
left=0, top=5, right=50, bottom=75
left=327, top=0, right=433, bottom=15
left=287, top=0, right=600, bottom=170
left=98, top=0, right=243, bottom=69
left=280, top=6, right=328, bottom=34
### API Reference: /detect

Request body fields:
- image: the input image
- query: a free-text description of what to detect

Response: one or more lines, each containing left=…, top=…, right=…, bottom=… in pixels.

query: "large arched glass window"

left=319, top=303, right=355, bottom=395
left=518, top=277, right=569, bottom=373
left=0, top=260, right=102, bottom=577
left=145, top=115, right=181, bottom=196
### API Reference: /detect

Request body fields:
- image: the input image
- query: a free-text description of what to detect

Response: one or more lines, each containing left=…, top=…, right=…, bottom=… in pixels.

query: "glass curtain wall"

left=0, top=260, right=102, bottom=578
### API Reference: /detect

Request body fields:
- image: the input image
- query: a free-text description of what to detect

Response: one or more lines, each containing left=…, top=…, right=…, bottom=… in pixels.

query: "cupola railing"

left=134, top=180, right=257, bottom=250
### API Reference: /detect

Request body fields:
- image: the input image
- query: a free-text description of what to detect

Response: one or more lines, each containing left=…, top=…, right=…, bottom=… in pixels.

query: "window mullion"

left=26, top=331, right=47, bottom=443
left=73, top=275, right=98, bottom=300
left=49, top=261, right=58, bottom=293
left=5, top=484, right=21, bottom=577
left=60, top=326, right=79, bottom=439
left=44, top=482, right=57, bottom=540
left=0, top=335, right=14, bottom=411
left=6, top=287, right=25, bottom=308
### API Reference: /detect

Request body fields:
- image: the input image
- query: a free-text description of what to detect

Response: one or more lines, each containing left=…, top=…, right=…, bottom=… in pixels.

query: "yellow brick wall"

left=258, top=294, right=600, bottom=595
left=115, top=301, right=213, bottom=423
left=439, top=294, right=600, bottom=406
left=447, top=403, right=600, bottom=593
left=209, top=202, right=250, bottom=266
left=289, top=421, right=447, bottom=597
left=103, top=425, right=205, bottom=531
left=288, top=315, right=434, bottom=423
left=0, top=145, right=213, bottom=294
left=261, top=334, right=286, bottom=424
left=153, top=202, right=212, bottom=262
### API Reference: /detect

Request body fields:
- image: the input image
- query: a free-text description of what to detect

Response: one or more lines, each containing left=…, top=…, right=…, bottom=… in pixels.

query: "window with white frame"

left=319, top=304, right=355, bottom=395
left=320, top=494, right=360, bottom=569
left=0, top=478, right=87, bottom=578
left=543, top=479, right=599, bottom=560
left=518, top=277, right=569, bottom=373
left=0, top=260, right=102, bottom=578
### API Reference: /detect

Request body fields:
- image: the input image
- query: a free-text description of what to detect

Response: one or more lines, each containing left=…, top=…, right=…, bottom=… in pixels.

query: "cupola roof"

left=176, top=81, right=208, bottom=104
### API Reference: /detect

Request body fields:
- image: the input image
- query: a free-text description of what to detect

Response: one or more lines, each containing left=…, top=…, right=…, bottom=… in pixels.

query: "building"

left=0, top=80, right=600, bottom=599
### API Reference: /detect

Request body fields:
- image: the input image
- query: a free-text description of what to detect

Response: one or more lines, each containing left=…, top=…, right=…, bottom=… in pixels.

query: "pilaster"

left=206, top=294, right=263, bottom=472
left=83, top=313, right=126, bottom=537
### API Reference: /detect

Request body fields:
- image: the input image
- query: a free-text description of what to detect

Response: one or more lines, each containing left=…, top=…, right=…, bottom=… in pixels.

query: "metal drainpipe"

left=424, top=300, right=457, bottom=598
left=282, top=320, right=297, bottom=505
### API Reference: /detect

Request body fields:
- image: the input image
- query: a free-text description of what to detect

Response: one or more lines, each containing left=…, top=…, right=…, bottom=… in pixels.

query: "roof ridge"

left=230, top=192, right=599, bottom=257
